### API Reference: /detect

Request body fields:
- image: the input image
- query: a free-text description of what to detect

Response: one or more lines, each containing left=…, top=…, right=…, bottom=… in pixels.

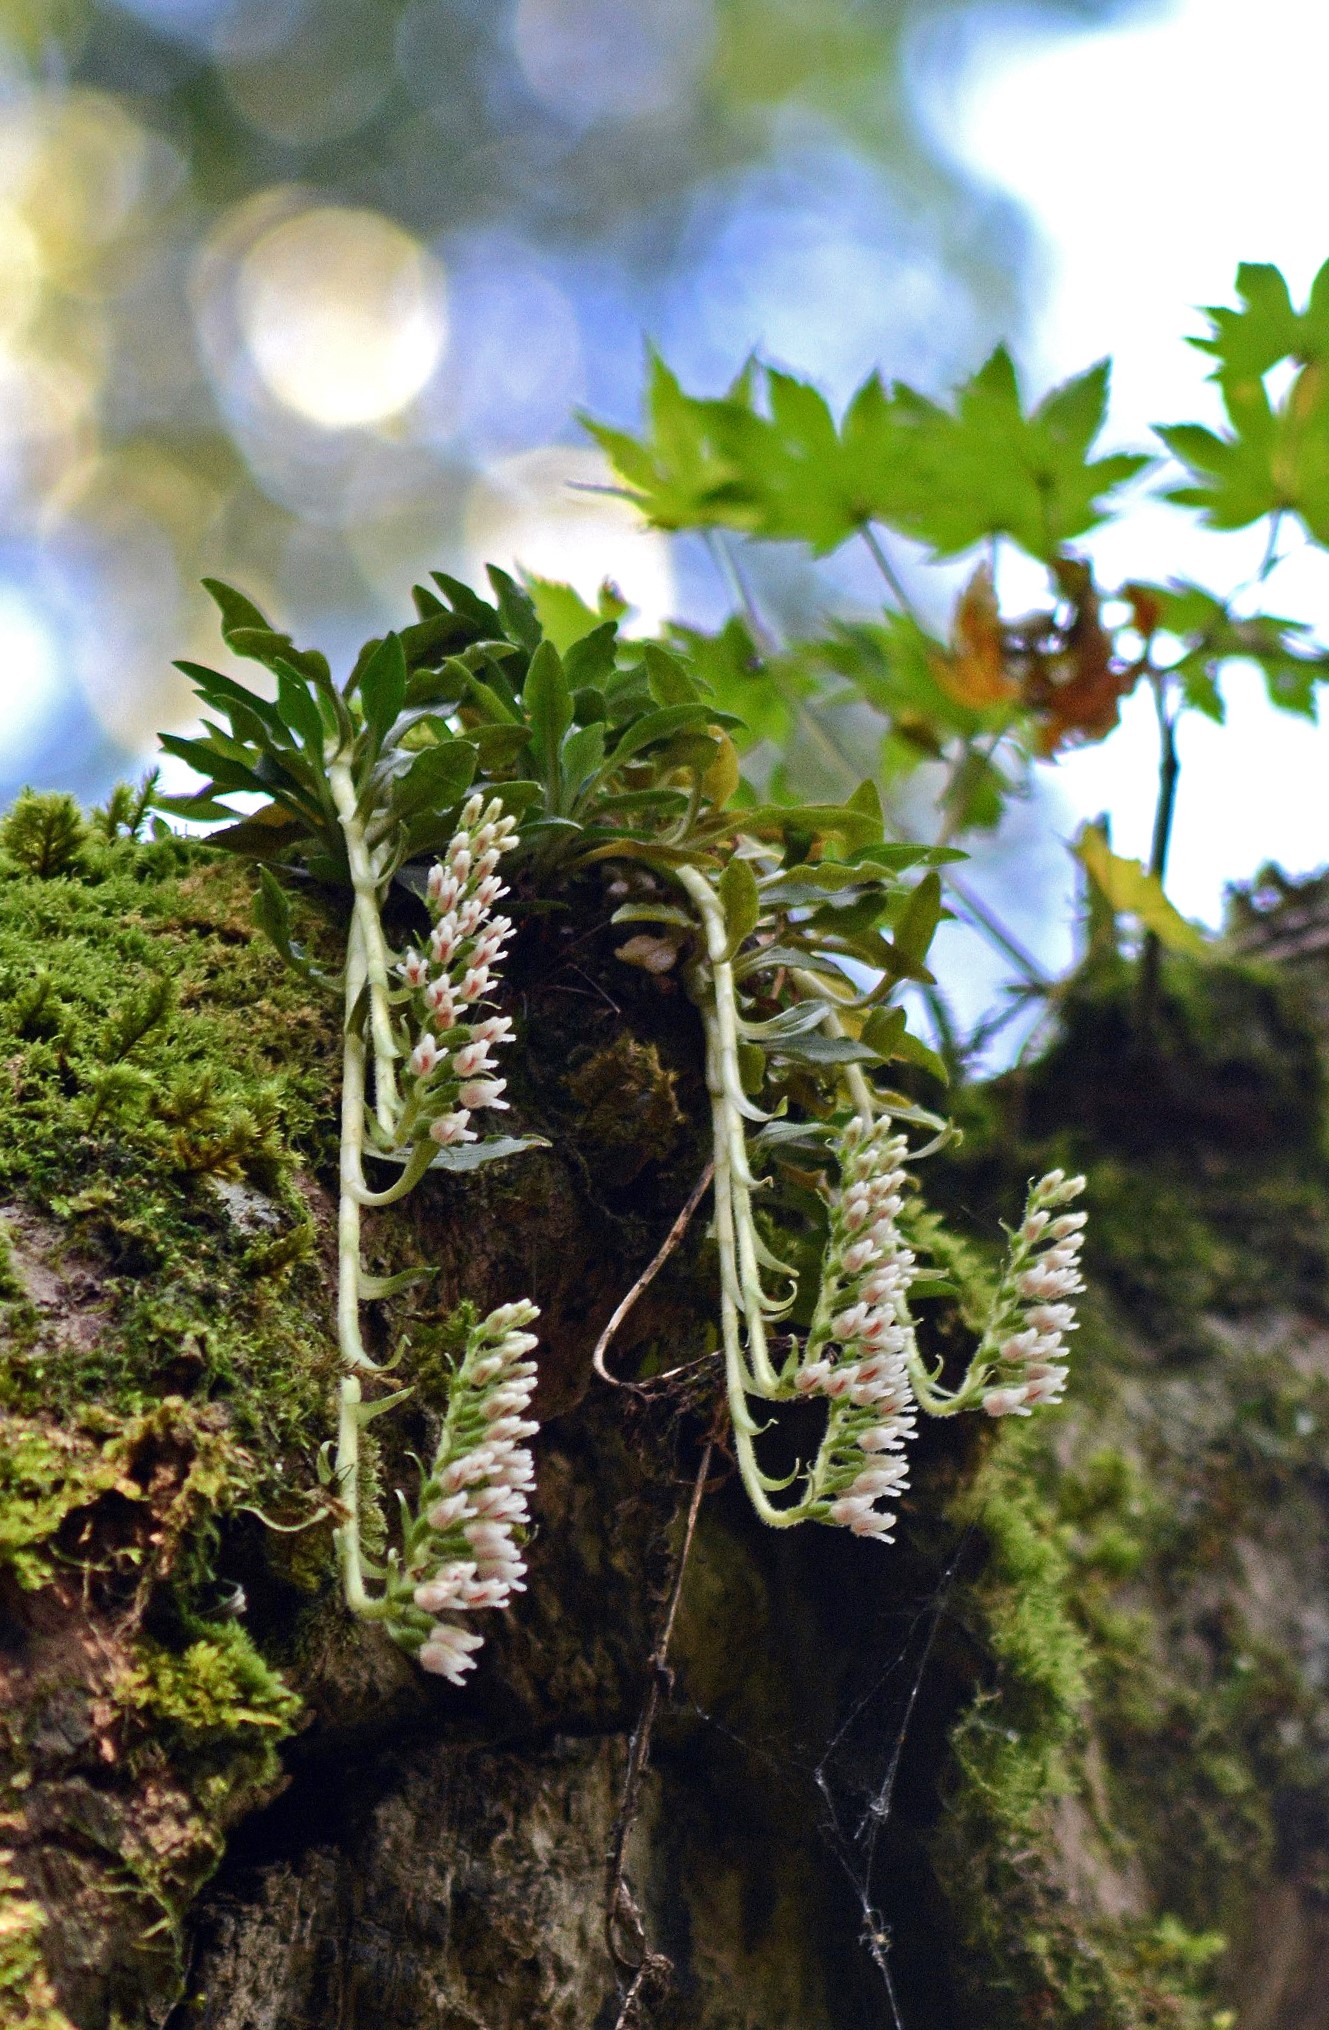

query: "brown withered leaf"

left=1022, top=558, right=1142, bottom=755
left=931, top=563, right=1020, bottom=710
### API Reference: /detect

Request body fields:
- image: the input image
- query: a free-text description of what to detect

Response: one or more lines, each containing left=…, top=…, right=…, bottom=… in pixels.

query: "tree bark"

left=5, top=844, right=1329, bottom=2030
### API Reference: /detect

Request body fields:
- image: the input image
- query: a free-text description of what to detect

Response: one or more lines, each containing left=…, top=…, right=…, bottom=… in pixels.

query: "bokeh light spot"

left=512, top=0, right=714, bottom=127
left=237, top=207, right=448, bottom=430
left=0, top=585, right=62, bottom=762
left=464, top=446, right=674, bottom=635
left=0, top=207, right=42, bottom=341
left=219, top=0, right=394, bottom=145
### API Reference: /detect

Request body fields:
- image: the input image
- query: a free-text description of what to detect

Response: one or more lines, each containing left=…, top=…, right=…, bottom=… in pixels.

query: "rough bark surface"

left=4, top=835, right=1329, bottom=2030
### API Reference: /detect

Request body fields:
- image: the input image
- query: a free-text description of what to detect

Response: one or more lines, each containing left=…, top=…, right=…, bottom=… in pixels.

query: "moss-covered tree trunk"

left=4, top=837, right=1329, bottom=2030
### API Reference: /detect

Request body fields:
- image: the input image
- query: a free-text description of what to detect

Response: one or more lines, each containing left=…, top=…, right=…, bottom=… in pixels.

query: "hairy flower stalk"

left=330, top=780, right=538, bottom=1671
left=383, top=1301, right=541, bottom=1679
left=792, top=1116, right=920, bottom=1540
left=675, top=857, right=1088, bottom=1542
left=974, top=1170, right=1087, bottom=1417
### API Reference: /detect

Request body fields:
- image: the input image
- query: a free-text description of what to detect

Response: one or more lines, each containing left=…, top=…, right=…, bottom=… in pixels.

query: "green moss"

left=925, top=948, right=1329, bottom=2027
left=0, top=842, right=340, bottom=1467
left=933, top=1425, right=1229, bottom=2029
left=0, top=792, right=86, bottom=881
left=114, top=1619, right=301, bottom=1774
left=0, top=1852, right=76, bottom=2030
left=0, top=830, right=335, bottom=2009
left=0, top=1417, right=131, bottom=1591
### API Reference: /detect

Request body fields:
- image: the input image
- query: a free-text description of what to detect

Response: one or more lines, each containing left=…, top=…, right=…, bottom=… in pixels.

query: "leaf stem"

left=860, top=524, right=921, bottom=623
left=1138, top=670, right=1180, bottom=1038
left=329, top=756, right=400, bottom=1140
left=705, top=529, right=778, bottom=651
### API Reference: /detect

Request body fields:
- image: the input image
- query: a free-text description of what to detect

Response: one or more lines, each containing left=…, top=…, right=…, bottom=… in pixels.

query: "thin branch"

left=860, top=524, right=921, bottom=623
left=593, top=1163, right=716, bottom=1386
left=705, top=529, right=778, bottom=651
left=1137, top=670, right=1181, bottom=1041
left=944, top=871, right=1051, bottom=988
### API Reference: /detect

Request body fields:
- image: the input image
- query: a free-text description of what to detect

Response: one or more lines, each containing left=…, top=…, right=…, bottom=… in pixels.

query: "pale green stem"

left=676, top=867, right=822, bottom=1527
left=700, top=1005, right=764, bottom=1431
left=677, top=863, right=781, bottom=1396
left=329, top=755, right=399, bottom=1141
left=337, top=912, right=378, bottom=1376
left=334, top=911, right=393, bottom=1622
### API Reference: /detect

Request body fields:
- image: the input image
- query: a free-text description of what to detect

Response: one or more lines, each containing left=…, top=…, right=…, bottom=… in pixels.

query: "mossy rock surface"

left=2, top=834, right=1329, bottom=2029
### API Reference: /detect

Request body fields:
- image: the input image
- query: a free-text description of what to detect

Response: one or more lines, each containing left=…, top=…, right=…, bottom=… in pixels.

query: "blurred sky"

left=0, top=0, right=1325, bottom=1035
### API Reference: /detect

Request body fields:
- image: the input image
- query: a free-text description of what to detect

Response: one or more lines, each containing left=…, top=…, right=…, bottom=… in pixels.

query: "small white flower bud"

left=417, top=1624, right=485, bottom=1683
left=413, top=1565, right=477, bottom=1613
left=982, top=1385, right=1033, bottom=1417
left=411, top=1034, right=442, bottom=1078
left=1020, top=1371, right=1067, bottom=1406
left=1048, top=1212, right=1087, bottom=1238
left=486, top=1415, right=539, bottom=1441
left=472, top=1015, right=514, bottom=1047
left=458, top=1077, right=508, bottom=1111
left=425, top=977, right=457, bottom=1025
left=430, top=1111, right=476, bottom=1146
left=852, top=1460, right=909, bottom=1498
left=425, top=1492, right=470, bottom=1531
left=458, top=1577, right=513, bottom=1610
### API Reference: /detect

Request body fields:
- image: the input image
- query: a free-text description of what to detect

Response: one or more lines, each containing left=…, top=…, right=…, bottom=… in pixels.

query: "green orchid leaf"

left=892, top=871, right=943, bottom=968
left=427, top=1134, right=552, bottom=1172
left=523, top=638, right=573, bottom=808
left=358, top=633, right=408, bottom=751
left=485, top=564, right=542, bottom=653
left=389, top=739, right=479, bottom=820
left=719, top=855, right=761, bottom=960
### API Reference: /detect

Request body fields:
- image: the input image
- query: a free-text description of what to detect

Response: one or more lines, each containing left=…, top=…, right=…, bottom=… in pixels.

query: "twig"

left=705, top=529, right=778, bottom=652
left=944, top=871, right=1051, bottom=988
left=860, top=524, right=920, bottom=623
left=605, top=1437, right=718, bottom=2024
left=1137, top=670, right=1181, bottom=1040
left=593, top=1164, right=715, bottom=1386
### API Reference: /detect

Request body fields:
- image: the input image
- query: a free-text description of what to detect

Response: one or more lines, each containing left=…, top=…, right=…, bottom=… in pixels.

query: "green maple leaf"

left=580, top=354, right=763, bottom=531
left=1136, top=579, right=1329, bottom=722
left=1158, top=260, right=1329, bottom=541
left=893, top=348, right=1149, bottom=561
left=733, top=369, right=921, bottom=553
left=586, top=350, right=1146, bottom=564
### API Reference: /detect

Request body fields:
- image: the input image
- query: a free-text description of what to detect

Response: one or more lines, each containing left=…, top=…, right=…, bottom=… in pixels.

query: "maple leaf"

left=1132, top=579, right=1329, bottom=722
left=894, top=349, right=1150, bottom=562
left=1075, top=824, right=1210, bottom=957
left=585, top=351, right=1148, bottom=566
left=580, top=354, right=763, bottom=531
left=1015, top=559, right=1139, bottom=755
left=931, top=563, right=1019, bottom=710
left=1158, top=261, right=1329, bottom=541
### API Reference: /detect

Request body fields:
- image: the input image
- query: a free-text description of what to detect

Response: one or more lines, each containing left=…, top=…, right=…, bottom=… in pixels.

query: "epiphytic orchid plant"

left=160, top=562, right=1085, bottom=1671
